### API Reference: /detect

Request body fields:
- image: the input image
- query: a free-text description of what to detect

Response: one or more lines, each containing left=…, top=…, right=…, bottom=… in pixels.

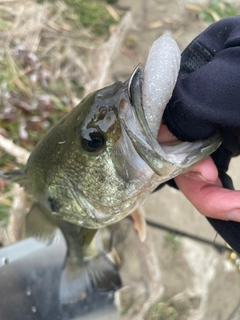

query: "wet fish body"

left=1, top=35, right=222, bottom=303
left=11, top=68, right=221, bottom=229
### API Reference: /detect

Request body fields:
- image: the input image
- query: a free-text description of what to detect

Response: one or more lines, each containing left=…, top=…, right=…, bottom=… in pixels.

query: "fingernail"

left=184, top=171, right=214, bottom=184
left=226, top=210, right=240, bottom=222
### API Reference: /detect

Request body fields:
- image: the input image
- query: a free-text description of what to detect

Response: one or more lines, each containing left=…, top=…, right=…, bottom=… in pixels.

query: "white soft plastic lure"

left=143, top=34, right=180, bottom=138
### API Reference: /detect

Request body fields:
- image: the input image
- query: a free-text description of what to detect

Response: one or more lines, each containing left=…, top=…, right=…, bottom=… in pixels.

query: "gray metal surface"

left=0, top=233, right=118, bottom=320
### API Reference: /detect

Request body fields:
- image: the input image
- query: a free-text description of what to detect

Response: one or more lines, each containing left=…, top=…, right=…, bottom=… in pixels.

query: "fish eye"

left=81, top=133, right=105, bottom=153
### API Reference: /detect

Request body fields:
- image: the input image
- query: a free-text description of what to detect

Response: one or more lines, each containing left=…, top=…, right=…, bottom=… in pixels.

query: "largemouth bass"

left=0, top=34, right=222, bottom=303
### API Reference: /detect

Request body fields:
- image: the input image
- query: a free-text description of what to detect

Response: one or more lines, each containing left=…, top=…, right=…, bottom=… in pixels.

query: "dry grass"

left=0, top=0, right=131, bottom=245
left=0, top=1, right=103, bottom=241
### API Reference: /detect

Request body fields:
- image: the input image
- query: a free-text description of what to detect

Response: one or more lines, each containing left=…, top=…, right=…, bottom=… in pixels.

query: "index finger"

left=175, top=174, right=240, bottom=222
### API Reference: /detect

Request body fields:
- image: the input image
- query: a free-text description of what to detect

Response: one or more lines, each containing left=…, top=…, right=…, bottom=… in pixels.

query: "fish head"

left=25, top=71, right=158, bottom=228
left=25, top=64, right=221, bottom=229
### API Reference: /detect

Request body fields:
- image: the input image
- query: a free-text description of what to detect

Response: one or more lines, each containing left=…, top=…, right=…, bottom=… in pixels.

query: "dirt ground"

left=108, top=0, right=240, bottom=319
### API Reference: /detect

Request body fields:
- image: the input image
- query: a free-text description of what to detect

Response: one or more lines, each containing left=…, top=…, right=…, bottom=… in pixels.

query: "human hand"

left=157, top=124, right=240, bottom=222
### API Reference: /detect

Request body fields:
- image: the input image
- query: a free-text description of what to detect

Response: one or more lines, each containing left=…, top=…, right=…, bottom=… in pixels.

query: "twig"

left=105, top=4, right=120, bottom=21
left=130, top=233, right=164, bottom=320
left=0, top=135, right=29, bottom=244
left=84, top=11, right=132, bottom=96
left=112, top=216, right=164, bottom=319
left=7, top=184, right=29, bottom=244
left=0, top=227, right=9, bottom=247
left=0, top=134, right=30, bottom=165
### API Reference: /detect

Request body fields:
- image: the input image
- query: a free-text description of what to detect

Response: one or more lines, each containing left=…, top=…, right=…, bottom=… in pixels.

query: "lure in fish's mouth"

left=121, top=35, right=222, bottom=178
left=119, top=34, right=183, bottom=176
left=121, top=65, right=178, bottom=177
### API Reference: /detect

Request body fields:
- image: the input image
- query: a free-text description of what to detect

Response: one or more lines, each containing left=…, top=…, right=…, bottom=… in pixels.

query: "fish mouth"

left=121, top=65, right=222, bottom=178
left=120, top=66, right=177, bottom=176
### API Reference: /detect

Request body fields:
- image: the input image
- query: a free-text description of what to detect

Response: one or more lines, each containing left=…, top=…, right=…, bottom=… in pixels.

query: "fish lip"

left=120, top=66, right=176, bottom=175
left=126, top=65, right=145, bottom=117
left=127, top=64, right=143, bottom=107
left=123, top=66, right=148, bottom=133
left=125, top=65, right=160, bottom=144
left=122, top=67, right=222, bottom=177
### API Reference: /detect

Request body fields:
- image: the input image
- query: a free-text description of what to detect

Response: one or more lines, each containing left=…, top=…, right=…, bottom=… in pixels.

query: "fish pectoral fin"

left=60, top=253, right=121, bottom=305
left=0, top=169, right=28, bottom=189
left=131, top=208, right=147, bottom=242
left=26, top=203, right=57, bottom=242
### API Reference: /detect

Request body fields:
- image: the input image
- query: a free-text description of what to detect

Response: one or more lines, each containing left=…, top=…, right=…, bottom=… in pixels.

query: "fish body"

left=1, top=35, right=222, bottom=304
left=15, top=66, right=221, bottom=230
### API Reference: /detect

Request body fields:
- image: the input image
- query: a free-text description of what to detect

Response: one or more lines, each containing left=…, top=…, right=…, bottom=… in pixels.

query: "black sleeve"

left=158, top=17, right=240, bottom=254
left=163, top=16, right=240, bottom=143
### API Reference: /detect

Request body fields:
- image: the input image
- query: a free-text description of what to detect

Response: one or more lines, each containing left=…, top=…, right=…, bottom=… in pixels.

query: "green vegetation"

left=200, top=0, right=240, bottom=22
left=0, top=0, right=117, bottom=152
left=0, top=0, right=118, bottom=226
left=0, top=49, right=68, bottom=151
left=164, top=232, right=180, bottom=253
left=0, top=204, right=10, bottom=226
left=124, top=33, right=138, bottom=50
left=145, top=302, right=179, bottom=320
left=65, top=0, right=116, bottom=35
left=0, top=183, right=13, bottom=226
left=38, top=0, right=116, bottom=36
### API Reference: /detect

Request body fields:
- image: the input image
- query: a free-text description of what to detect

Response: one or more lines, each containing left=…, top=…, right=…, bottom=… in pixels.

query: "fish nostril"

left=119, top=100, right=126, bottom=111
left=99, top=107, right=107, bottom=115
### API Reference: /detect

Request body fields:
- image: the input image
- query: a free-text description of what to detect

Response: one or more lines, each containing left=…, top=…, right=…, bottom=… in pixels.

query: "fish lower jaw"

left=52, top=199, right=143, bottom=229
left=81, top=207, right=135, bottom=229
left=58, top=213, right=124, bottom=229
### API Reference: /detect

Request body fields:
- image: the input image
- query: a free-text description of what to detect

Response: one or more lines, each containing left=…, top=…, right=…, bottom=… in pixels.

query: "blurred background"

left=1, top=0, right=240, bottom=319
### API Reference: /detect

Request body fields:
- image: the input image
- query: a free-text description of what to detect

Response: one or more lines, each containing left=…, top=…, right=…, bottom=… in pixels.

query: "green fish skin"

left=0, top=66, right=221, bottom=304
left=3, top=67, right=221, bottom=229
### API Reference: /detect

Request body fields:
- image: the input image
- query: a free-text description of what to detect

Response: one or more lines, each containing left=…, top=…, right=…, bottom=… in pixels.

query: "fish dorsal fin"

left=26, top=203, right=57, bottom=242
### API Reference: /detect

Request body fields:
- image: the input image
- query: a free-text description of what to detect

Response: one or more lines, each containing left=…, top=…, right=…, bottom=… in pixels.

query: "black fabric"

left=180, top=40, right=214, bottom=74
left=154, top=179, right=178, bottom=192
left=158, top=16, right=240, bottom=254
left=163, top=16, right=240, bottom=142
left=207, top=219, right=240, bottom=253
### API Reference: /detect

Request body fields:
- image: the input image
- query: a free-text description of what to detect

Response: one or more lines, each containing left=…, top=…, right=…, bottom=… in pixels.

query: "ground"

left=109, top=0, right=240, bottom=319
